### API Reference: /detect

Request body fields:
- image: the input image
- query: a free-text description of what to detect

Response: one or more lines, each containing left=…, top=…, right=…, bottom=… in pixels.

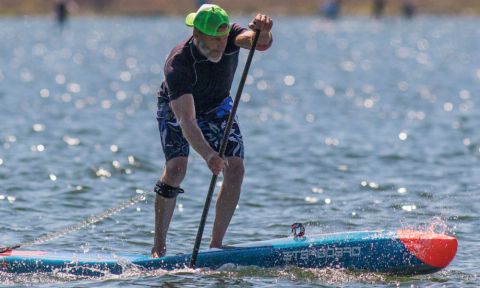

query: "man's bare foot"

left=151, top=246, right=166, bottom=258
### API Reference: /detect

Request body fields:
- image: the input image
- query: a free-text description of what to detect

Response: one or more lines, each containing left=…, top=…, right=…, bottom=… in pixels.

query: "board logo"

left=282, top=246, right=361, bottom=262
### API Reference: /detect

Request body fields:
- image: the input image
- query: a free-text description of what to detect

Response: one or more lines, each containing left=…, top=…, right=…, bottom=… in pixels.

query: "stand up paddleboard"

left=0, top=229, right=457, bottom=277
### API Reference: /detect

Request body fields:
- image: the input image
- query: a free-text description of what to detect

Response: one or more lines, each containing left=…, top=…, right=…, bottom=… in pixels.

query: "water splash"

left=401, top=216, right=454, bottom=236
left=2, top=258, right=468, bottom=287
left=203, top=266, right=390, bottom=285
left=426, top=216, right=452, bottom=235
left=0, top=266, right=388, bottom=286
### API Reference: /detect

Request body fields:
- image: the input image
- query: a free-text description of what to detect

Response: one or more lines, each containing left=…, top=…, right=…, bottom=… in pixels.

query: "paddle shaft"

left=190, top=30, right=261, bottom=268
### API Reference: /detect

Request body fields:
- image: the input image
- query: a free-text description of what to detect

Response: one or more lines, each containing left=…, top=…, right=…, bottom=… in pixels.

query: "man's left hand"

left=249, top=14, right=273, bottom=33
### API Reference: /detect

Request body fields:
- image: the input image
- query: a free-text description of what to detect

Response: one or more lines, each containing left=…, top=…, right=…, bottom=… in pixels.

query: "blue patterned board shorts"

left=156, top=97, right=244, bottom=161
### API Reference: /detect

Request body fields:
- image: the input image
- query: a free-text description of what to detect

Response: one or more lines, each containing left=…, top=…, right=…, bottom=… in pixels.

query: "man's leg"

left=210, top=157, right=244, bottom=248
left=152, top=156, right=188, bottom=258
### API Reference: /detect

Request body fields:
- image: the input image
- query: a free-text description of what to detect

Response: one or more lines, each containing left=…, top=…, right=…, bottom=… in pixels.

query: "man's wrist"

left=204, top=150, right=216, bottom=162
left=256, top=32, right=272, bottom=51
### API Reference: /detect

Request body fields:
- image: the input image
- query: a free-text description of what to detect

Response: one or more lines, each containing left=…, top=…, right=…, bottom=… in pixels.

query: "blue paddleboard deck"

left=0, top=229, right=457, bottom=276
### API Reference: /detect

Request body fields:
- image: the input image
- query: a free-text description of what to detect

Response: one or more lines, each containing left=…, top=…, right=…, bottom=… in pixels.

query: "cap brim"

left=185, top=12, right=196, bottom=27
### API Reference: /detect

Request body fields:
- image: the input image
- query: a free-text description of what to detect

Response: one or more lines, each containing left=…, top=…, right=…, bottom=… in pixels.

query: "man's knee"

left=164, top=157, right=188, bottom=183
left=156, top=157, right=188, bottom=199
left=225, top=158, right=245, bottom=178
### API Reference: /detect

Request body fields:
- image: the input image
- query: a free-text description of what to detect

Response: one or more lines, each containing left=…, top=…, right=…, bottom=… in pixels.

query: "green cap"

left=185, top=4, right=230, bottom=37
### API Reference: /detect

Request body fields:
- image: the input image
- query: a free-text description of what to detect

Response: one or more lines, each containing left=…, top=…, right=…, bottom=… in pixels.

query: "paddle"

left=189, top=30, right=261, bottom=268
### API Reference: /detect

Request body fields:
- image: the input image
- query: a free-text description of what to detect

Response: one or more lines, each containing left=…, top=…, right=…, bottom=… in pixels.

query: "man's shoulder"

left=230, top=23, right=247, bottom=34
left=166, top=37, right=194, bottom=69
left=226, top=23, right=247, bottom=52
left=228, top=23, right=247, bottom=40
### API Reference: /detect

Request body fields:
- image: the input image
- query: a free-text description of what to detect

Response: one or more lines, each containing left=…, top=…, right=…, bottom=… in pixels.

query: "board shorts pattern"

left=156, top=97, right=244, bottom=161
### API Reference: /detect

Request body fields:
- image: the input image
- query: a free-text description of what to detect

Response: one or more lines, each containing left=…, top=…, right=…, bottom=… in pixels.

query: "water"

left=0, top=15, right=479, bottom=287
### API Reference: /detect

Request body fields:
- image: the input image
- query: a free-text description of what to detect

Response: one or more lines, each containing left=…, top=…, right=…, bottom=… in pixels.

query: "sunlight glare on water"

left=0, top=15, right=479, bottom=287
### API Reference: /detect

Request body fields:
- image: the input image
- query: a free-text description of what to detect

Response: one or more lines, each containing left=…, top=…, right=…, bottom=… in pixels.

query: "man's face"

left=195, top=25, right=229, bottom=63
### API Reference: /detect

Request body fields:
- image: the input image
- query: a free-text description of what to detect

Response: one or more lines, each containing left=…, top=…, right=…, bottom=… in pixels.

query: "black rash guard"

left=158, top=23, right=247, bottom=115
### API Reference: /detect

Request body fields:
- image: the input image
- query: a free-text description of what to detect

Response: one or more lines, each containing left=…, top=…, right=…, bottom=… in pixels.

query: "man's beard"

left=196, top=39, right=223, bottom=63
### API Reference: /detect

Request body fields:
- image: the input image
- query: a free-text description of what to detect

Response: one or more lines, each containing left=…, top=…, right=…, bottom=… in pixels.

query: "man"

left=152, top=4, right=273, bottom=258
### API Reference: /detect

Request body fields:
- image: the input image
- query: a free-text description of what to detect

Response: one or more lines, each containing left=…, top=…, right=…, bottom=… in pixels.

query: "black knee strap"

left=154, top=181, right=184, bottom=198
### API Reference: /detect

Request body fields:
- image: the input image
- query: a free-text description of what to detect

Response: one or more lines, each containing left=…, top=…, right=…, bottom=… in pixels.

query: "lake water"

left=0, top=15, right=479, bottom=287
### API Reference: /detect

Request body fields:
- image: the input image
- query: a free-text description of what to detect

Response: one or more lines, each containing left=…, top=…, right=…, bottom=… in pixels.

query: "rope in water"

left=0, top=192, right=147, bottom=253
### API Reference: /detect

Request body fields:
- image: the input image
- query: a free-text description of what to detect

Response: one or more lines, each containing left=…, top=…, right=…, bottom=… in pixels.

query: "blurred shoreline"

left=1, top=0, right=480, bottom=16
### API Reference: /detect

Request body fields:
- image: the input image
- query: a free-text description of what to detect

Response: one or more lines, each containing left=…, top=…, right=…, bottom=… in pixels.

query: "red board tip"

left=397, top=229, right=458, bottom=268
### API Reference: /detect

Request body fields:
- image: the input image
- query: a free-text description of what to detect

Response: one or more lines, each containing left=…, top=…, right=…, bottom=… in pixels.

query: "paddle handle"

left=190, top=30, right=261, bottom=268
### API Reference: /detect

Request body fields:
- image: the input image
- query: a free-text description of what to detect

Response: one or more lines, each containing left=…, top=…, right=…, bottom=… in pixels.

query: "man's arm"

left=170, top=94, right=224, bottom=175
left=235, top=14, right=273, bottom=51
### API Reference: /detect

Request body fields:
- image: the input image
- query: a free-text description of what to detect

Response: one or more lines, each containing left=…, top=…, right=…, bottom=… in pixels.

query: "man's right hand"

left=205, top=151, right=225, bottom=175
